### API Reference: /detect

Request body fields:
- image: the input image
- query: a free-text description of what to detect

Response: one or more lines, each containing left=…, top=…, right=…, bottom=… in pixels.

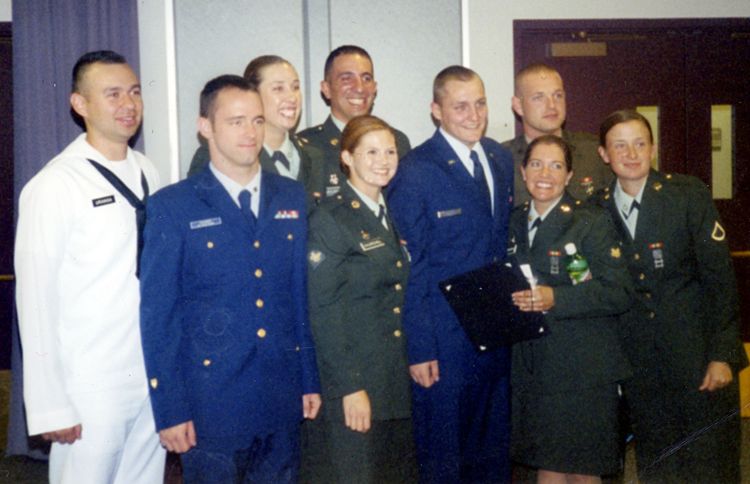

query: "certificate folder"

left=439, top=261, right=548, bottom=351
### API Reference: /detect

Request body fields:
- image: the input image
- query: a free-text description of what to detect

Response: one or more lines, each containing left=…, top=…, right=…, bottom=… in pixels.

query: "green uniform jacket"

left=508, top=194, right=632, bottom=394
left=502, top=130, right=613, bottom=207
left=298, top=116, right=411, bottom=198
left=591, top=170, right=747, bottom=380
left=307, top=182, right=411, bottom=420
left=187, top=134, right=327, bottom=203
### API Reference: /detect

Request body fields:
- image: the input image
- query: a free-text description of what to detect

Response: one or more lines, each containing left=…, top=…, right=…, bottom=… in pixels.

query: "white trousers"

left=49, top=390, right=165, bottom=484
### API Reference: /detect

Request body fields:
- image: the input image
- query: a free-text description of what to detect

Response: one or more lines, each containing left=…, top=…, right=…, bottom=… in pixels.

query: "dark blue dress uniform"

left=301, top=182, right=416, bottom=483
left=591, top=170, right=748, bottom=484
left=507, top=194, right=632, bottom=475
left=298, top=115, right=411, bottom=198
left=386, top=130, right=514, bottom=483
left=140, top=167, right=320, bottom=482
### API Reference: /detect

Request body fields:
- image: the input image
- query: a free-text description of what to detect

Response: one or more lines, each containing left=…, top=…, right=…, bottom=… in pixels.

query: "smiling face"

left=199, top=88, right=265, bottom=182
left=341, top=129, right=398, bottom=201
left=512, top=69, right=566, bottom=139
left=521, top=141, right=573, bottom=215
left=321, top=53, right=377, bottom=123
left=70, top=62, right=142, bottom=159
left=257, top=62, right=301, bottom=134
left=431, top=77, right=487, bottom=148
left=598, top=119, right=656, bottom=191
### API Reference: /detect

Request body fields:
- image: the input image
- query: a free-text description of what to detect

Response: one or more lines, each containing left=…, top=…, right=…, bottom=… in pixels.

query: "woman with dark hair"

left=592, top=109, right=746, bottom=483
left=188, top=55, right=325, bottom=201
left=301, top=115, right=416, bottom=483
left=508, top=134, right=632, bottom=483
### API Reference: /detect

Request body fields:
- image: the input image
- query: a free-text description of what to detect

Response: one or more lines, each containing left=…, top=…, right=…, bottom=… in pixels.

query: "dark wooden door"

left=514, top=18, right=750, bottom=338
left=0, top=23, right=12, bottom=369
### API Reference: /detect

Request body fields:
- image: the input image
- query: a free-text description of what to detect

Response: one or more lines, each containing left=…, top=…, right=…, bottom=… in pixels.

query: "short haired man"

left=139, top=74, right=321, bottom=482
left=502, top=63, right=613, bottom=206
left=298, top=45, right=411, bottom=197
left=15, top=50, right=165, bottom=483
left=387, top=66, right=513, bottom=483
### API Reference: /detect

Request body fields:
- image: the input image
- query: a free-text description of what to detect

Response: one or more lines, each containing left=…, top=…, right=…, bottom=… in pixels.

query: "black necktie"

left=623, top=199, right=640, bottom=220
left=272, top=151, right=291, bottom=171
left=87, top=159, right=149, bottom=278
left=238, top=189, right=256, bottom=227
left=529, top=217, right=542, bottom=232
left=470, top=150, right=491, bottom=207
left=378, top=204, right=389, bottom=230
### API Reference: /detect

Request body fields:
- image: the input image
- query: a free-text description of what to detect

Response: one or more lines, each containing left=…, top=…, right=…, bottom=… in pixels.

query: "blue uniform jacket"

left=386, top=130, right=514, bottom=366
left=140, top=167, right=320, bottom=440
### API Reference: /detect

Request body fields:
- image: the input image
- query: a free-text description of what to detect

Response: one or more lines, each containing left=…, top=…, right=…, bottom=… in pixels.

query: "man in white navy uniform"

left=15, top=50, right=165, bottom=483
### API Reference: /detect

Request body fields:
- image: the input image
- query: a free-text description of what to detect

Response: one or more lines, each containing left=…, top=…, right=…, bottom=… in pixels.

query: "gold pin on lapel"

left=351, top=200, right=360, bottom=209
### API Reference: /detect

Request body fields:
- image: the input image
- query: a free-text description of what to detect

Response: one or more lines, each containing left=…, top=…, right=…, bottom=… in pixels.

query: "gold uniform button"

left=639, top=273, right=646, bottom=280
left=254, top=269, right=263, bottom=278
left=645, top=292, right=652, bottom=299
left=393, top=329, right=402, bottom=338
left=394, top=283, right=403, bottom=291
left=256, top=299, right=264, bottom=308
left=634, top=253, right=640, bottom=261
left=253, top=240, right=261, bottom=249
left=203, top=359, right=212, bottom=367
left=396, top=261, right=403, bottom=268
left=295, top=345, right=300, bottom=352
left=287, top=233, right=294, bottom=240
left=257, top=328, right=267, bottom=338
left=150, top=378, right=158, bottom=389
left=393, top=307, right=401, bottom=315
left=648, top=312, right=655, bottom=319
left=207, top=241, right=214, bottom=249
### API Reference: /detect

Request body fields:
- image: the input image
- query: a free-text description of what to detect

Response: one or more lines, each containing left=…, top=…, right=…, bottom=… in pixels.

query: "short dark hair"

left=243, top=55, right=291, bottom=88
left=71, top=50, right=127, bottom=93
left=324, top=45, right=373, bottom=80
left=523, top=134, right=572, bottom=172
left=514, top=63, right=560, bottom=96
left=599, top=109, right=654, bottom=147
left=433, top=65, right=482, bottom=103
left=199, top=74, right=255, bottom=121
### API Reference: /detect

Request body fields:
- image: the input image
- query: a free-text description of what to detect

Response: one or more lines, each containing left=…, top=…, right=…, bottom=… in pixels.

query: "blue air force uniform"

left=386, top=130, right=514, bottom=483
left=140, top=167, right=320, bottom=481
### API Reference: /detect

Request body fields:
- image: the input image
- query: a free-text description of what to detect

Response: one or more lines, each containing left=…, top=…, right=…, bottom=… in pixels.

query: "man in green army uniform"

left=297, top=45, right=410, bottom=198
left=502, top=63, right=612, bottom=206
left=592, top=109, right=747, bottom=483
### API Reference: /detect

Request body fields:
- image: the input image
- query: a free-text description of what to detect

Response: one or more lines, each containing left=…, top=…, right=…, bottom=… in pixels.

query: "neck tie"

left=470, top=150, right=491, bottom=207
left=528, top=217, right=541, bottom=247
left=87, top=159, right=149, bottom=278
left=622, top=199, right=640, bottom=220
left=239, top=189, right=256, bottom=227
left=378, top=204, right=389, bottom=230
left=272, top=151, right=291, bottom=171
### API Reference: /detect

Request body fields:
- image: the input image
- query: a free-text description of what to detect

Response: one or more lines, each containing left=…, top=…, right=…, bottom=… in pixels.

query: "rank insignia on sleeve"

left=711, top=221, right=726, bottom=241
left=610, top=247, right=621, bottom=259
left=308, top=250, right=325, bottom=268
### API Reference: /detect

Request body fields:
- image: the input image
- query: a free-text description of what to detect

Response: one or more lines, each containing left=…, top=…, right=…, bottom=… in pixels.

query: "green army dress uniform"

left=591, top=170, right=748, bottom=484
left=301, top=182, right=416, bottom=484
left=297, top=116, right=411, bottom=198
left=508, top=194, right=633, bottom=475
left=502, top=131, right=613, bottom=206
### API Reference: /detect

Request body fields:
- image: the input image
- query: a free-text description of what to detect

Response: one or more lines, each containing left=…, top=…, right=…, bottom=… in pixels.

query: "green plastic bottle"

left=565, top=243, right=591, bottom=285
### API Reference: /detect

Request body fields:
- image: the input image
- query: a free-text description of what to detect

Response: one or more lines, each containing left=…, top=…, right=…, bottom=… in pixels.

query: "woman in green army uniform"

left=508, top=135, right=632, bottom=483
left=593, top=110, right=747, bottom=483
left=301, top=115, right=416, bottom=483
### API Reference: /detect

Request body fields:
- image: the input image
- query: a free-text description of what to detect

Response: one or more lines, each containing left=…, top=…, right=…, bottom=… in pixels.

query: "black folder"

left=439, top=261, right=548, bottom=351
